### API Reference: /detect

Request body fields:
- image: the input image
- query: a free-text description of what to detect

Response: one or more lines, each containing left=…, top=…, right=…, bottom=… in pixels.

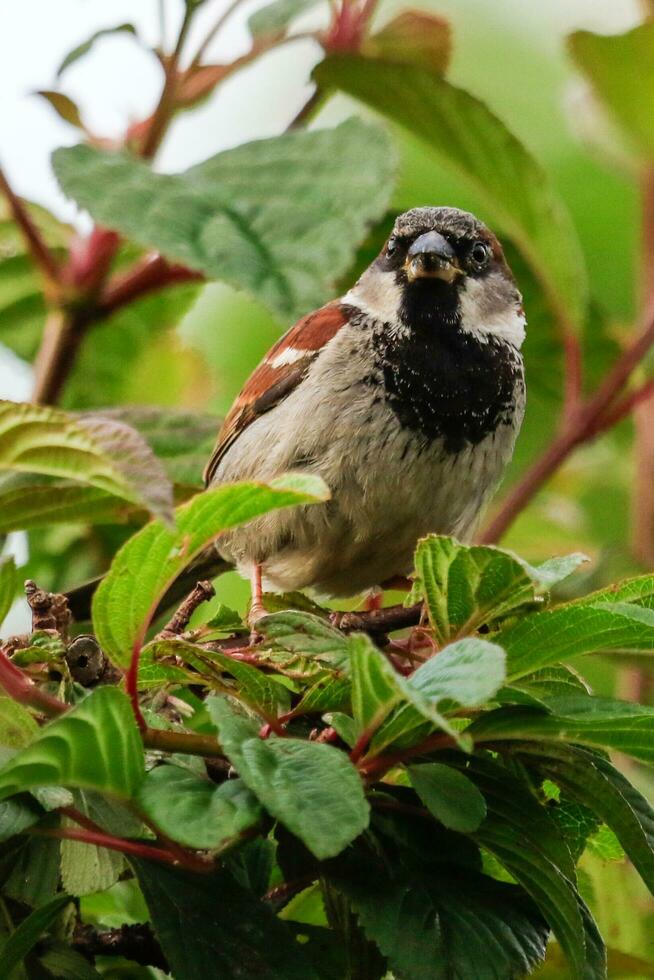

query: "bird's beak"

left=405, top=231, right=463, bottom=283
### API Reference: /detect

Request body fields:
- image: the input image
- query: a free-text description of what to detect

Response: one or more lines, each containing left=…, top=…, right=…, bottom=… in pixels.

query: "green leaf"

left=138, top=766, right=261, bottom=849
left=133, top=859, right=320, bottom=980
left=0, top=688, right=144, bottom=801
left=0, top=401, right=174, bottom=525
left=248, top=0, right=320, bottom=38
left=257, top=611, right=348, bottom=667
left=209, top=697, right=369, bottom=859
left=0, top=474, right=133, bottom=534
left=519, top=553, right=589, bottom=591
left=328, top=846, right=549, bottom=980
left=0, top=556, right=17, bottom=625
left=500, top=665, right=591, bottom=709
left=53, top=120, right=395, bottom=321
left=0, top=895, right=69, bottom=977
left=38, top=944, right=102, bottom=980
left=0, top=695, right=39, bottom=750
left=470, top=697, right=654, bottom=765
left=371, top=637, right=506, bottom=753
left=450, top=754, right=601, bottom=979
left=496, top=585, right=654, bottom=681
left=85, top=406, right=220, bottom=488
left=315, top=55, right=587, bottom=330
left=159, top=638, right=290, bottom=719
left=569, top=24, right=654, bottom=159
left=517, top=743, right=654, bottom=894
left=412, top=536, right=536, bottom=643
left=92, top=473, right=329, bottom=667
left=59, top=791, right=129, bottom=896
left=363, top=11, right=451, bottom=74
left=0, top=795, right=43, bottom=841
left=0, top=199, right=70, bottom=362
left=349, top=634, right=403, bottom=731
left=4, top=837, right=61, bottom=908
left=56, top=23, right=138, bottom=76
left=408, top=762, right=486, bottom=832
left=292, top=674, right=350, bottom=716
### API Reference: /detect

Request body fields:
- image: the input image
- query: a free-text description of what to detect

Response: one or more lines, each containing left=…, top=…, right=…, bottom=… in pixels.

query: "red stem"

left=0, top=647, right=67, bottom=717
left=98, top=254, right=203, bottom=317
left=481, top=299, right=654, bottom=543
left=32, top=826, right=209, bottom=873
left=0, top=165, right=61, bottom=292
left=126, top=645, right=148, bottom=734
left=358, top=732, right=457, bottom=779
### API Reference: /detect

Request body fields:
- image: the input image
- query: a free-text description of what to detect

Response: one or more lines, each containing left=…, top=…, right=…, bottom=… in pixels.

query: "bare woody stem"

left=481, top=298, right=654, bottom=544
left=0, top=166, right=61, bottom=293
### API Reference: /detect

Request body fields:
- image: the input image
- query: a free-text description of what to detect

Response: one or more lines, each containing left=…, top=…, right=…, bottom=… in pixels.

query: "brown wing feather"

left=203, top=302, right=348, bottom=486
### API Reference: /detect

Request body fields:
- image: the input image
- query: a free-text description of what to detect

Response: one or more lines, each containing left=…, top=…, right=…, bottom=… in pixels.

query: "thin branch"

left=0, top=165, right=61, bottom=291
left=358, top=731, right=457, bottom=779
left=141, top=3, right=196, bottom=159
left=74, top=922, right=168, bottom=971
left=190, top=0, right=249, bottom=67
left=157, top=580, right=216, bottom=640
left=30, top=825, right=210, bottom=872
left=481, top=298, right=654, bottom=543
left=287, top=86, right=326, bottom=130
left=98, top=254, right=203, bottom=317
left=334, top=602, right=423, bottom=634
left=142, top=725, right=225, bottom=758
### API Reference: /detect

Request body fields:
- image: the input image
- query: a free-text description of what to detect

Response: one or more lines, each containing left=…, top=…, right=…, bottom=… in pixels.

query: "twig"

left=24, top=579, right=71, bottom=638
left=141, top=4, right=196, bottom=159
left=358, top=731, right=457, bottom=779
left=157, top=580, right=216, bottom=640
left=189, top=0, right=248, bottom=67
left=30, top=825, right=210, bottom=872
left=0, top=165, right=61, bottom=292
left=142, top=725, right=224, bottom=758
left=481, top=298, right=654, bottom=543
left=98, top=254, right=203, bottom=317
left=73, top=922, right=168, bottom=971
left=287, top=87, right=325, bottom=130
left=334, top=602, right=423, bottom=634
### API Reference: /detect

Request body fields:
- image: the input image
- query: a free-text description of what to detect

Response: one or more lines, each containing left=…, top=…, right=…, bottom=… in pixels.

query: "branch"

left=98, top=254, right=203, bottom=317
left=141, top=4, right=196, bottom=159
left=73, top=922, right=168, bottom=971
left=334, top=602, right=423, bottom=634
left=481, top=298, right=654, bottom=543
left=156, top=580, right=216, bottom=640
left=30, top=825, right=210, bottom=873
left=0, top=165, right=61, bottom=291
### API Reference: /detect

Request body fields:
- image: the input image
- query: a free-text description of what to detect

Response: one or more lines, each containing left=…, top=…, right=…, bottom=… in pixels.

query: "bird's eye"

left=386, top=237, right=398, bottom=256
left=469, top=241, right=491, bottom=270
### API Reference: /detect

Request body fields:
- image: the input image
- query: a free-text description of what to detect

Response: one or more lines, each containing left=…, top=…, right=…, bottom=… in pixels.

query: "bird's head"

left=346, top=206, right=525, bottom=348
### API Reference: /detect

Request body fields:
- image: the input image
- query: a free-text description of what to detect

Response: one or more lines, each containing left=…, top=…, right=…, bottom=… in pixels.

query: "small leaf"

left=412, top=535, right=536, bottom=643
left=0, top=895, right=69, bottom=977
left=35, top=91, right=85, bottom=130
left=92, top=473, right=329, bottom=667
left=0, top=796, right=43, bottom=841
left=520, top=553, right=589, bottom=591
left=0, top=401, right=174, bottom=524
left=56, top=23, right=138, bottom=77
left=363, top=12, right=451, bottom=74
left=248, top=0, right=320, bottom=39
left=53, top=120, right=396, bottom=321
left=409, top=763, right=486, bottom=832
left=138, top=766, right=261, bottom=849
left=0, top=688, right=144, bottom=802
left=209, top=697, right=369, bottom=859
left=133, top=859, right=320, bottom=979
left=257, top=611, right=348, bottom=667
left=0, top=556, right=17, bottom=625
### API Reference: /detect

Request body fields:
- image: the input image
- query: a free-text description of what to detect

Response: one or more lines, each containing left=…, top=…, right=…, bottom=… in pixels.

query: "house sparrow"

left=204, top=206, right=526, bottom=618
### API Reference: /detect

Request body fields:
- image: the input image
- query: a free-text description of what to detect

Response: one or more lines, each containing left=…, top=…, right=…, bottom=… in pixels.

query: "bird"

left=204, top=206, right=526, bottom=622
